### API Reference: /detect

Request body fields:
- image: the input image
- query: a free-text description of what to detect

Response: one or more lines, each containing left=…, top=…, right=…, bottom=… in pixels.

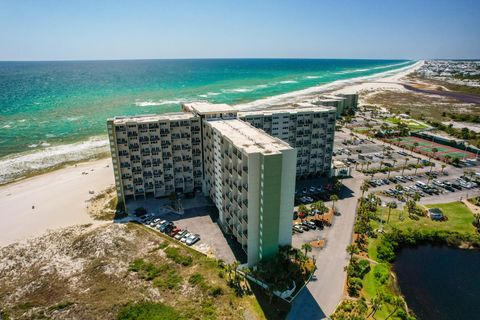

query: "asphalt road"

left=287, top=127, right=480, bottom=320
left=288, top=171, right=362, bottom=319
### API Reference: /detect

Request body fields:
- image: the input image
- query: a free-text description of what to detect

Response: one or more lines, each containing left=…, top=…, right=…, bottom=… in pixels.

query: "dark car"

left=451, top=182, right=462, bottom=190
left=303, top=221, right=316, bottom=230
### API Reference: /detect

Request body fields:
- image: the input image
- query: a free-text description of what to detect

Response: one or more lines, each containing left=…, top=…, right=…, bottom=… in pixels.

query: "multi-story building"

left=312, top=93, right=358, bottom=117
left=107, top=112, right=203, bottom=204
left=202, top=119, right=296, bottom=265
left=108, top=100, right=341, bottom=266
left=238, top=106, right=336, bottom=178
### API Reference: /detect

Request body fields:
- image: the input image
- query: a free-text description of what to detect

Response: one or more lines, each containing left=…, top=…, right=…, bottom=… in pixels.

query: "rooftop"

left=111, top=112, right=195, bottom=124
left=182, top=102, right=238, bottom=115
left=238, top=105, right=334, bottom=117
left=207, top=119, right=292, bottom=155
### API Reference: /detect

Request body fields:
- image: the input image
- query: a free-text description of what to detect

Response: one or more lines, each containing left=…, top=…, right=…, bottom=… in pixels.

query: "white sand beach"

left=0, top=158, right=114, bottom=247
left=0, top=62, right=422, bottom=248
left=236, top=60, right=424, bottom=110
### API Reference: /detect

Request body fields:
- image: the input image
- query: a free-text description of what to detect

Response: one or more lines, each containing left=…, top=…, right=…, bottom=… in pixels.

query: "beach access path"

left=0, top=158, right=114, bottom=247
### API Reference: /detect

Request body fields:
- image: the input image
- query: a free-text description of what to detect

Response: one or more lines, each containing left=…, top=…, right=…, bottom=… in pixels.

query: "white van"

left=416, top=181, right=427, bottom=188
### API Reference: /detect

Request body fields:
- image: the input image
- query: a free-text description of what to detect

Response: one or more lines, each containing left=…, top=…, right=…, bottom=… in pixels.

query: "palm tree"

left=299, top=204, right=310, bottom=218
left=444, top=154, right=452, bottom=164
left=429, top=162, right=435, bottom=175
left=413, top=141, right=419, bottom=152
left=360, top=180, right=370, bottom=198
left=431, top=147, right=439, bottom=160
left=346, top=244, right=359, bottom=260
left=302, top=243, right=313, bottom=257
left=385, top=297, right=404, bottom=320
left=386, top=201, right=397, bottom=224
left=367, top=294, right=384, bottom=319
left=441, top=164, right=446, bottom=175
left=414, top=158, right=421, bottom=175
left=365, top=161, right=372, bottom=171
left=330, top=194, right=339, bottom=214
left=379, top=161, right=384, bottom=172
left=401, top=157, right=410, bottom=176
left=406, top=199, right=416, bottom=218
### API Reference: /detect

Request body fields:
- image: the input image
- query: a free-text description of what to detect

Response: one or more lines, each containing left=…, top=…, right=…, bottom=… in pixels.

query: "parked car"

left=293, top=224, right=304, bottom=233
left=186, top=234, right=200, bottom=246
left=302, top=221, right=316, bottom=230
left=174, top=230, right=188, bottom=240
left=169, top=227, right=181, bottom=237
left=181, top=233, right=191, bottom=242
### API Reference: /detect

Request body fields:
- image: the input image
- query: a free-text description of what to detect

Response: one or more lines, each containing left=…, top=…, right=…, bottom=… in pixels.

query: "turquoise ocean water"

left=0, top=59, right=414, bottom=182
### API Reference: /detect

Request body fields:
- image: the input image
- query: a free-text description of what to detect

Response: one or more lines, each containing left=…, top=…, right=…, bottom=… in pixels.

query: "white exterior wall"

left=109, top=114, right=203, bottom=202
left=238, top=108, right=336, bottom=178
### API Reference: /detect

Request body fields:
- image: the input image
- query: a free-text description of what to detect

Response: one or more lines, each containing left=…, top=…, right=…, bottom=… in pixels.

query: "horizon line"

left=0, top=57, right=422, bottom=63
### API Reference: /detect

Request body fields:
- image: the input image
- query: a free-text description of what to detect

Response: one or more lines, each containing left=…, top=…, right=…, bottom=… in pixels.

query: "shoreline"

left=0, top=61, right=422, bottom=186
left=0, top=157, right=114, bottom=247
left=0, top=61, right=422, bottom=248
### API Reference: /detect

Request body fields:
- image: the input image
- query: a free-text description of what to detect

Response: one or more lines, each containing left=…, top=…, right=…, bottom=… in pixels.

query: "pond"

left=394, top=245, right=480, bottom=320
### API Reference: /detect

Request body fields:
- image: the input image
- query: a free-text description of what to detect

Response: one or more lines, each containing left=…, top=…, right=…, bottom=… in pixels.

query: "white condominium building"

left=238, top=106, right=336, bottom=178
left=202, top=119, right=296, bottom=265
left=108, top=101, right=340, bottom=266
left=107, top=113, right=203, bottom=202
left=312, top=92, right=358, bottom=117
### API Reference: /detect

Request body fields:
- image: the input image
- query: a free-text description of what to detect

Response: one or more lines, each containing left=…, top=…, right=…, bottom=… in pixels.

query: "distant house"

left=428, top=208, right=444, bottom=221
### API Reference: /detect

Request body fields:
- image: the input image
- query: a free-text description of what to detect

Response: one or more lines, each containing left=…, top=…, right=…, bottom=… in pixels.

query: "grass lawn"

left=354, top=201, right=477, bottom=319
left=361, top=263, right=396, bottom=319
left=378, top=201, right=476, bottom=235
left=385, top=117, right=429, bottom=131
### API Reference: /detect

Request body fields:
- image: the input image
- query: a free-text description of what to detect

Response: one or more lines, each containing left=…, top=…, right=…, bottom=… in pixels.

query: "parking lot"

left=125, top=193, right=244, bottom=264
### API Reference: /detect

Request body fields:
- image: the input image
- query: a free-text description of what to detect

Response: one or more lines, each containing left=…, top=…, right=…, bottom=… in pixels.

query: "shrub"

left=128, top=259, right=170, bottom=280
left=347, top=277, right=363, bottom=297
left=347, top=258, right=371, bottom=279
left=188, top=273, right=204, bottom=286
left=153, top=271, right=182, bottom=290
left=164, top=247, right=193, bottom=266
left=373, top=264, right=389, bottom=285
left=48, top=301, right=74, bottom=311
left=117, top=302, right=184, bottom=320
left=377, top=240, right=396, bottom=262
left=209, top=286, right=223, bottom=297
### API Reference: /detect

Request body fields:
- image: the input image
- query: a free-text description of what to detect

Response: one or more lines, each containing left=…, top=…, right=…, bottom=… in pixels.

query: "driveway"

left=288, top=171, right=363, bottom=319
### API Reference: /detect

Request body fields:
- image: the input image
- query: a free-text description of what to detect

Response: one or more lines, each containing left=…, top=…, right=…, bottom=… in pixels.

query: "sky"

left=0, top=0, right=479, bottom=61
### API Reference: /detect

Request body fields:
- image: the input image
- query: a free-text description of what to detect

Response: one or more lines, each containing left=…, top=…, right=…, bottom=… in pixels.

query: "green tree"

left=346, top=244, right=359, bottom=260
left=386, top=201, right=397, bottom=224
left=401, top=157, right=410, bottom=176
left=298, top=204, right=310, bottom=218
left=302, top=243, right=313, bottom=257
left=385, top=296, right=404, bottom=320
left=330, top=194, right=339, bottom=213
left=367, top=293, right=385, bottom=319
left=360, top=180, right=370, bottom=198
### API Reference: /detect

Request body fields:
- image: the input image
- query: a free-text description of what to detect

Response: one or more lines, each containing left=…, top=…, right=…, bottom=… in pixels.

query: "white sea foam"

left=135, top=100, right=185, bottom=107
left=279, top=80, right=298, bottom=84
left=235, top=61, right=422, bottom=110
left=1, top=60, right=421, bottom=184
left=1, top=124, right=11, bottom=129
left=0, top=136, right=109, bottom=184
left=305, top=76, right=321, bottom=79
left=18, top=119, right=27, bottom=123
